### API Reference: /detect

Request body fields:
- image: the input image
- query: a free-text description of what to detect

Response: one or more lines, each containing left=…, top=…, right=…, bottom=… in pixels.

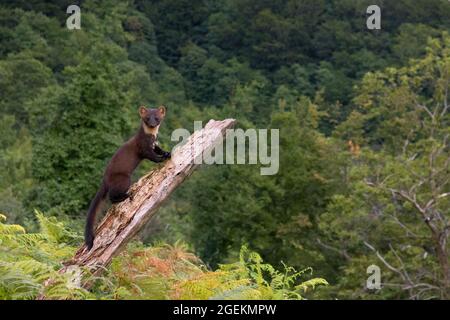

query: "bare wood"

left=60, top=118, right=236, bottom=287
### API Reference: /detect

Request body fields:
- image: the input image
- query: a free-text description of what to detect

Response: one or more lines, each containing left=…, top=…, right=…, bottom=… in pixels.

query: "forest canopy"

left=0, top=0, right=449, bottom=300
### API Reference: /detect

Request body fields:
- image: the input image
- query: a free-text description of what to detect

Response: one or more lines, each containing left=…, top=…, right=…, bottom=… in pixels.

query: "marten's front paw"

left=163, top=151, right=171, bottom=159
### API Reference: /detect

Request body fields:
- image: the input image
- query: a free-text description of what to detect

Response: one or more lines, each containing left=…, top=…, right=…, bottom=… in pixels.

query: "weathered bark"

left=59, top=118, right=236, bottom=288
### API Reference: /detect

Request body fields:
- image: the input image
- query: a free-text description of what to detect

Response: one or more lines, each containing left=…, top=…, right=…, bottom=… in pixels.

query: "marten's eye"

left=155, top=117, right=160, bottom=122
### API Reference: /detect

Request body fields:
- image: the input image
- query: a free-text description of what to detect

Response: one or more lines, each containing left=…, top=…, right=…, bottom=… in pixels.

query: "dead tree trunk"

left=59, top=119, right=235, bottom=288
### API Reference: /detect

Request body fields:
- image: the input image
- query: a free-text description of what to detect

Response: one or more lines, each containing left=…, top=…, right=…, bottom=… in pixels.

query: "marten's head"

left=139, top=106, right=166, bottom=129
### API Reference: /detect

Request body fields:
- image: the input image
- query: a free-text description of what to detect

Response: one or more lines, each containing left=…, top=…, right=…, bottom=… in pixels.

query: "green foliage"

left=338, top=32, right=450, bottom=153
left=154, top=97, right=341, bottom=284
left=320, top=34, right=450, bottom=299
left=0, top=214, right=325, bottom=300
left=0, top=213, right=90, bottom=299
left=28, top=43, right=153, bottom=215
left=0, top=0, right=449, bottom=300
left=120, top=246, right=328, bottom=300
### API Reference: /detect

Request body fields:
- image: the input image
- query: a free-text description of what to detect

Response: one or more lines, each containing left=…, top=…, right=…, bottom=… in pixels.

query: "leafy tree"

left=0, top=53, right=55, bottom=124
left=0, top=115, right=33, bottom=223
left=27, top=43, right=155, bottom=216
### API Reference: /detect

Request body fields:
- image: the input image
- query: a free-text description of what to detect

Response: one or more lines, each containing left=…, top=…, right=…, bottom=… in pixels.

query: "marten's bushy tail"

left=85, top=183, right=107, bottom=250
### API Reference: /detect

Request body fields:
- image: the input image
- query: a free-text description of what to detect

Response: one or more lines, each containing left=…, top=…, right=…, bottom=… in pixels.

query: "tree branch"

left=40, top=119, right=236, bottom=297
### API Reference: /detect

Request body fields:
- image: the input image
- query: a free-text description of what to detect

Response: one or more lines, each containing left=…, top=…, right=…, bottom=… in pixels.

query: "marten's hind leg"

left=108, top=174, right=131, bottom=203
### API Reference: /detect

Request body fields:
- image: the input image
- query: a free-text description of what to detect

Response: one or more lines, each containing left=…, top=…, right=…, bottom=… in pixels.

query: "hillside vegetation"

left=0, top=0, right=449, bottom=299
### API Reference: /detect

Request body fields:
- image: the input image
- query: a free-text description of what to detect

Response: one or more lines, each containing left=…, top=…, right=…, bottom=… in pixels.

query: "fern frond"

left=0, top=223, right=26, bottom=235
left=296, top=278, right=329, bottom=292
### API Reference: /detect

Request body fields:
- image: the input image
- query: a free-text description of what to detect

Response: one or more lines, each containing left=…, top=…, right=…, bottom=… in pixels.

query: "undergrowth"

left=0, top=213, right=327, bottom=300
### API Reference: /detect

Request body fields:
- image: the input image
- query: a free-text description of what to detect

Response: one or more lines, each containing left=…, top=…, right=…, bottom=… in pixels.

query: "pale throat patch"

left=143, top=122, right=159, bottom=137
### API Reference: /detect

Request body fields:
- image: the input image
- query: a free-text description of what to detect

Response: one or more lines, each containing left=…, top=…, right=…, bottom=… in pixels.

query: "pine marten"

left=85, top=106, right=171, bottom=250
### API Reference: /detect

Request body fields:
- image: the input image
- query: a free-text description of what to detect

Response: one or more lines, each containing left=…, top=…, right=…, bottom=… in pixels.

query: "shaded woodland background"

left=0, top=0, right=449, bottom=299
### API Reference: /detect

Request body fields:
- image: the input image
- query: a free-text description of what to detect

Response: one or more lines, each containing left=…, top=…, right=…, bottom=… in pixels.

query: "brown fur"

left=85, top=106, right=170, bottom=249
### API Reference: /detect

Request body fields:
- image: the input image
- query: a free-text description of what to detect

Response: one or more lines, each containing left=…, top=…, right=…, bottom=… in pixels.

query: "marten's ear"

left=158, top=105, right=166, bottom=116
left=139, top=106, right=147, bottom=118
